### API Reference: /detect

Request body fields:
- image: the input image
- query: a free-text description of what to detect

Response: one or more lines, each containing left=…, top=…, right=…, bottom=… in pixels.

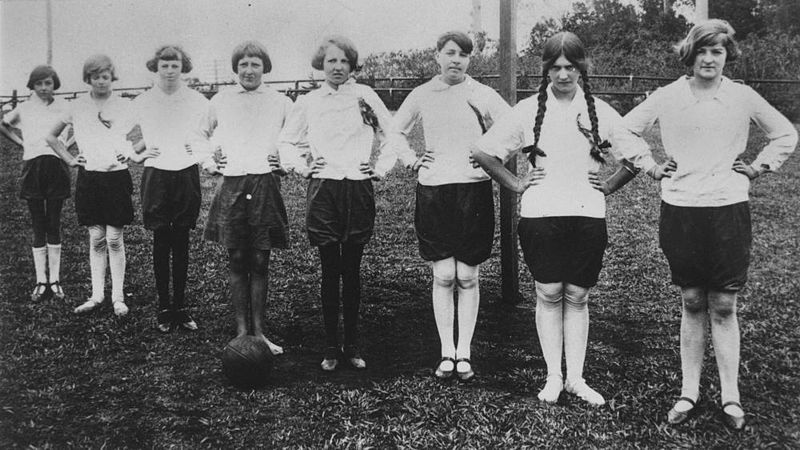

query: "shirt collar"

left=236, top=84, right=267, bottom=94
left=677, top=75, right=734, bottom=107
left=546, top=83, right=587, bottom=111
left=430, top=74, right=474, bottom=92
left=319, top=77, right=356, bottom=96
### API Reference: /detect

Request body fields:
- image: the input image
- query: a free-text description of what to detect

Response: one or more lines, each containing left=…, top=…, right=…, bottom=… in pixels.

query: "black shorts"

left=140, top=166, right=201, bottom=231
left=306, top=178, right=375, bottom=247
left=518, top=216, right=608, bottom=288
left=204, top=173, right=288, bottom=250
left=20, top=155, right=71, bottom=200
left=415, top=181, right=494, bottom=265
left=75, top=168, right=134, bottom=226
left=659, top=201, right=751, bottom=291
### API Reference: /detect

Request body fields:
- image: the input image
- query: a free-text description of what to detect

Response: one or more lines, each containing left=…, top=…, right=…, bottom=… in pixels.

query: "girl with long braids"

left=392, top=31, right=510, bottom=382
left=472, top=32, right=636, bottom=405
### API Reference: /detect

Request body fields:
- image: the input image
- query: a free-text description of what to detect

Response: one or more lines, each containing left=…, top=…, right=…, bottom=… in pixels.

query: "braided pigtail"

left=521, top=73, right=549, bottom=167
left=580, top=73, right=610, bottom=164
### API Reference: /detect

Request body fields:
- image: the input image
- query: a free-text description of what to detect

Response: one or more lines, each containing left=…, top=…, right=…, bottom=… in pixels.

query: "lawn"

left=0, top=122, right=798, bottom=449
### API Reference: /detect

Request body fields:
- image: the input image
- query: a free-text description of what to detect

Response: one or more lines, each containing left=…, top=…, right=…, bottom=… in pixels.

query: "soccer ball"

left=221, top=335, right=273, bottom=389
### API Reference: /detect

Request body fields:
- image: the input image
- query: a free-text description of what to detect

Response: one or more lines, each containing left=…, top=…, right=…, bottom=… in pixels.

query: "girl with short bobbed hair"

left=47, top=54, right=136, bottom=317
left=473, top=31, right=636, bottom=404
left=230, top=40, right=272, bottom=74
left=392, top=30, right=510, bottom=382
left=145, top=45, right=194, bottom=73
left=616, top=20, right=797, bottom=430
left=1, top=65, right=71, bottom=301
left=279, top=35, right=397, bottom=372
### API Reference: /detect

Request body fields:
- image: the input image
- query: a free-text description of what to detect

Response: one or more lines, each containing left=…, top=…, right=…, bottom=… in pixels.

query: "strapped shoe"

left=74, top=298, right=103, bottom=314
left=343, top=345, right=366, bottom=370
left=565, top=378, right=606, bottom=406
left=321, top=347, right=339, bottom=372
left=455, top=358, right=474, bottom=382
left=434, top=356, right=456, bottom=380
left=721, top=401, right=746, bottom=431
left=173, top=308, right=198, bottom=331
left=49, top=281, right=66, bottom=300
left=156, top=309, right=173, bottom=333
left=31, top=283, right=49, bottom=301
left=667, top=396, right=698, bottom=425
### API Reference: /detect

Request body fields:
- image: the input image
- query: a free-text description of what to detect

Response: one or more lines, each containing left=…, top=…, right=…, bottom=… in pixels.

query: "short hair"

left=675, top=19, right=741, bottom=66
left=311, top=35, right=359, bottom=71
left=83, top=54, right=118, bottom=84
left=231, top=40, right=272, bottom=74
left=436, top=31, right=474, bottom=54
left=26, top=65, right=60, bottom=90
left=146, top=45, right=193, bottom=73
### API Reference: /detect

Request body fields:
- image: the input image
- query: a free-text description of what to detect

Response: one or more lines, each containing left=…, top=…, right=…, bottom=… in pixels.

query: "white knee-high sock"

left=563, top=295, right=589, bottom=383
left=432, top=275, right=456, bottom=358
left=106, top=226, right=126, bottom=302
left=47, top=244, right=62, bottom=283
left=536, top=297, right=564, bottom=377
left=88, top=225, right=108, bottom=302
left=32, top=246, right=48, bottom=283
left=455, top=263, right=480, bottom=360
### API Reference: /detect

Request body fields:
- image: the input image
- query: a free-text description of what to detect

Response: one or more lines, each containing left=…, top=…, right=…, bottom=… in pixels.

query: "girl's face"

left=437, top=40, right=470, bottom=85
left=89, top=69, right=113, bottom=97
left=157, top=58, right=183, bottom=87
left=548, top=54, right=580, bottom=99
left=692, top=43, right=726, bottom=82
left=323, top=45, right=351, bottom=89
left=237, top=55, right=265, bottom=91
left=33, top=76, right=55, bottom=102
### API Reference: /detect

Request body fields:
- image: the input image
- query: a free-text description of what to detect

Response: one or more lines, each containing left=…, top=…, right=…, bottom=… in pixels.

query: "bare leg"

left=249, top=249, right=283, bottom=355
left=228, top=248, right=250, bottom=337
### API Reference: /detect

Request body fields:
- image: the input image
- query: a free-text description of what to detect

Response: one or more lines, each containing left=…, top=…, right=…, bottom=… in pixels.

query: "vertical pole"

left=499, top=0, right=520, bottom=305
left=46, top=0, right=53, bottom=64
left=696, top=0, right=709, bottom=20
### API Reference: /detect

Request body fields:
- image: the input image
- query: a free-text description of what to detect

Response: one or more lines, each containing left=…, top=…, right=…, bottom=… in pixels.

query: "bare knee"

left=535, top=282, right=563, bottom=304
left=682, top=287, right=708, bottom=314
left=709, top=291, right=737, bottom=321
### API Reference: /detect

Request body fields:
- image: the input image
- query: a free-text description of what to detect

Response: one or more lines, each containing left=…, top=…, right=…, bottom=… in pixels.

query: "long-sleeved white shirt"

left=3, top=95, right=69, bottom=160
left=475, top=85, right=622, bottom=218
left=130, top=84, right=213, bottom=171
left=207, top=85, right=293, bottom=176
left=391, top=75, right=511, bottom=186
left=278, top=79, right=396, bottom=180
left=61, top=94, right=132, bottom=172
left=615, top=76, right=798, bottom=207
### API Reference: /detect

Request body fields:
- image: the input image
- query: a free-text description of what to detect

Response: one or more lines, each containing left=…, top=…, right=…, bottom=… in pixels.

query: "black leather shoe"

left=174, top=308, right=198, bottom=331
left=434, top=357, right=455, bottom=380
left=722, top=401, right=746, bottom=431
left=455, top=358, right=474, bottom=382
left=343, top=345, right=366, bottom=370
left=156, top=309, right=173, bottom=333
left=667, top=397, right=697, bottom=425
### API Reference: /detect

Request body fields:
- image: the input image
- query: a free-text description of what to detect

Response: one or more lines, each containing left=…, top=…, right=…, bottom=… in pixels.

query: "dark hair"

left=83, top=54, right=118, bottom=84
left=26, top=65, right=61, bottom=91
left=231, top=40, right=272, bottom=74
left=527, top=32, right=607, bottom=166
left=311, top=35, right=359, bottom=71
left=436, top=31, right=474, bottom=54
left=146, top=45, right=193, bottom=73
left=675, top=19, right=740, bottom=66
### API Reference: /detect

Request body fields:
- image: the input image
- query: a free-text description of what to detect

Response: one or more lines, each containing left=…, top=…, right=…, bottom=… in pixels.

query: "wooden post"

left=46, top=0, right=53, bottom=64
left=696, top=0, right=709, bottom=20
left=498, top=0, right=521, bottom=305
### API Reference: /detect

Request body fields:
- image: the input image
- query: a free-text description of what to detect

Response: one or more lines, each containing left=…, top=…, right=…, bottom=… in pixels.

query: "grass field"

left=1, top=122, right=798, bottom=449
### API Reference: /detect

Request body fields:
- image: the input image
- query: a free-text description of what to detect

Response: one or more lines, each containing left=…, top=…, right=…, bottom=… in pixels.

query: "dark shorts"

left=659, top=201, right=751, bottom=291
left=415, top=181, right=494, bottom=265
left=20, top=155, right=71, bottom=200
left=140, top=166, right=201, bottom=231
left=204, top=173, right=288, bottom=250
left=306, top=178, right=375, bottom=247
left=518, top=216, right=608, bottom=288
left=75, top=168, right=134, bottom=226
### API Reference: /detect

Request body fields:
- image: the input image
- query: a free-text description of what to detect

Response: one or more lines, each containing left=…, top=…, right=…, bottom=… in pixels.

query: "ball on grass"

left=221, top=335, right=273, bottom=389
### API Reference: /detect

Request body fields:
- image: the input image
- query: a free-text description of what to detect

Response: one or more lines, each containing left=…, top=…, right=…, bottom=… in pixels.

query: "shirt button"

left=246, top=194, right=252, bottom=200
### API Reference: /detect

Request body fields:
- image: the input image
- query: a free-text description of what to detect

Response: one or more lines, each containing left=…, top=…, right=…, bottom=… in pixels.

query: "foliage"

left=1, top=119, right=799, bottom=448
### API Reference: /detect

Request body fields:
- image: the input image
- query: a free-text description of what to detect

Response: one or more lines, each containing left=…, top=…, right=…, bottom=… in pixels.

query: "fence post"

left=12, top=90, right=18, bottom=109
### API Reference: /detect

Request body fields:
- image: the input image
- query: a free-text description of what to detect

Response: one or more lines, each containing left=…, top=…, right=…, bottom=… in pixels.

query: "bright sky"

left=0, top=0, right=581, bottom=95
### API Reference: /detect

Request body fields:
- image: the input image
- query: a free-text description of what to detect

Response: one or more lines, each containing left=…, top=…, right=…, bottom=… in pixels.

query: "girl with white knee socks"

left=392, top=31, right=510, bottom=381
left=47, top=55, right=138, bottom=316
left=472, top=32, right=636, bottom=403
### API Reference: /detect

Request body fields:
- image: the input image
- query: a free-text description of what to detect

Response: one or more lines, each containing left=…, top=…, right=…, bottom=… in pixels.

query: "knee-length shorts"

left=141, top=166, right=201, bottom=231
left=306, top=178, right=375, bottom=247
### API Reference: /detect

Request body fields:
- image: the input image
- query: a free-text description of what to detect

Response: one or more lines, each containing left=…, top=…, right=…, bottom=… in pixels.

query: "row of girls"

left=2, top=22, right=796, bottom=430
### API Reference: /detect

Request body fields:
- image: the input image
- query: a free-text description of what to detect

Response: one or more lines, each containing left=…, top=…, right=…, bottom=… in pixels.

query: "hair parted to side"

left=83, top=54, right=118, bottom=84
left=311, top=35, right=359, bottom=71
left=26, top=65, right=61, bottom=90
left=231, top=40, right=272, bottom=74
left=146, top=45, right=193, bottom=73
left=436, top=31, right=474, bottom=53
left=675, top=19, right=741, bottom=66
left=527, top=31, right=608, bottom=166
